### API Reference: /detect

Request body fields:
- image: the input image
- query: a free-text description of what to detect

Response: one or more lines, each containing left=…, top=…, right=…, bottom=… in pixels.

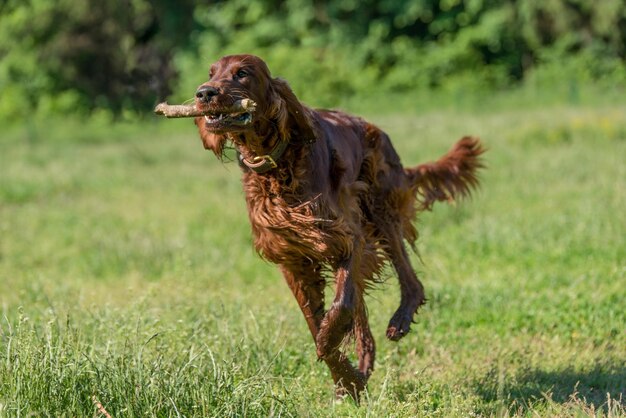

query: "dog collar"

left=237, top=137, right=290, bottom=174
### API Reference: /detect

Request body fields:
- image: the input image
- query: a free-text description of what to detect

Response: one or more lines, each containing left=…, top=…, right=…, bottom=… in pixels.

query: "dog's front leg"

left=280, top=264, right=326, bottom=339
left=316, top=258, right=357, bottom=360
left=281, top=264, right=366, bottom=400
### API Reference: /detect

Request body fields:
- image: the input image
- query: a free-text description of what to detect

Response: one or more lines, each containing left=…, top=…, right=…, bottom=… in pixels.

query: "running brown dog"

left=193, top=54, right=485, bottom=400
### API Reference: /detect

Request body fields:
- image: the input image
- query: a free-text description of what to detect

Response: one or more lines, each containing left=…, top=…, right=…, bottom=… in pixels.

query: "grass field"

left=1, top=102, right=625, bottom=417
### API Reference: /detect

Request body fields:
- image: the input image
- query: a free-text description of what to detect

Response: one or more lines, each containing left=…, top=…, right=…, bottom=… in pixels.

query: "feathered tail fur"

left=405, top=136, right=485, bottom=210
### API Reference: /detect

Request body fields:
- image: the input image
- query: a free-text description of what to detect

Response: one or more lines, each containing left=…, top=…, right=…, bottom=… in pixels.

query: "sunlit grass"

left=1, top=103, right=624, bottom=416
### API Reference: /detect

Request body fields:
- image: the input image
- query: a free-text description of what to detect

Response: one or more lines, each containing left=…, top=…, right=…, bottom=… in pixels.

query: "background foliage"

left=1, top=0, right=626, bottom=118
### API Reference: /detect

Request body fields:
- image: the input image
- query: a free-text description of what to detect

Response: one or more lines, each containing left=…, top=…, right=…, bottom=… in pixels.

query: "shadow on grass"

left=474, top=364, right=625, bottom=413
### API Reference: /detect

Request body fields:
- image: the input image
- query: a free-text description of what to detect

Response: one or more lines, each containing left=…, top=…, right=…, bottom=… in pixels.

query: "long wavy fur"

left=405, top=136, right=485, bottom=210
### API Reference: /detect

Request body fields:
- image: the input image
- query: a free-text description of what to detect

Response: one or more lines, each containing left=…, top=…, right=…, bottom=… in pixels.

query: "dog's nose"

left=195, top=86, right=219, bottom=103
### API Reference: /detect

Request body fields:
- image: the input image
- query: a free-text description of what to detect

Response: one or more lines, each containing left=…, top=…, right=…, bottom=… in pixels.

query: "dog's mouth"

left=197, top=98, right=257, bottom=132
left=203, top=111, right=252, bottom=128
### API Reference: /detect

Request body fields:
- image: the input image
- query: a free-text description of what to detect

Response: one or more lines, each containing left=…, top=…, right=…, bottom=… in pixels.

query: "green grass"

left=0, top=102, right=625, bottom=417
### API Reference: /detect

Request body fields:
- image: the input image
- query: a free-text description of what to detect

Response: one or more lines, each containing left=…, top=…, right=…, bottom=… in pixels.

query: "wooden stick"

left=154, top=99, right=257, bottom=118
left=92, top=395, right=112, bottom=418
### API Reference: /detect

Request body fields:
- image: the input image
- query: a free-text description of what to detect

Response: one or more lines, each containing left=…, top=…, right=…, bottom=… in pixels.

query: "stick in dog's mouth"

left=154, top=99, right=257, bottom=118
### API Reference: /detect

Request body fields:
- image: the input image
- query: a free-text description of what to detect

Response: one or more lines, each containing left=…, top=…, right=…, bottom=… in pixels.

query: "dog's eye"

left=235, top=69, right=248, bottom=79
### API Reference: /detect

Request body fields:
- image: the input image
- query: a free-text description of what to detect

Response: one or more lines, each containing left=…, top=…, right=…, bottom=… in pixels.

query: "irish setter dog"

left=193, top=54, right=484, bottom=399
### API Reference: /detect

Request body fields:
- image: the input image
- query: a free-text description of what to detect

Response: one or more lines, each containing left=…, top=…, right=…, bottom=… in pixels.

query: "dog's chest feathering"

left=244, top=181, right=354, bottom=265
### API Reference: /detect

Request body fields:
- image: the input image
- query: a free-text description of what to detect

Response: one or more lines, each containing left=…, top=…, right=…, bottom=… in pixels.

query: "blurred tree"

left=0, top=0, right=196, bottom=117
left=1, top=0, right=625, bottom=119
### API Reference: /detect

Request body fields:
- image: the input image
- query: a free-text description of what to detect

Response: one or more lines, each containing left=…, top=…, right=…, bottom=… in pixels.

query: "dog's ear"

left=195, top=117, right=227, bottom=158
left=269, top=78, right=316, bottom=143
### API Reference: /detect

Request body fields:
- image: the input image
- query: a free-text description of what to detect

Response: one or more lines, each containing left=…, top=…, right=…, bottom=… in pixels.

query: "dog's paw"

left=386, top=310, right=413, bottom=341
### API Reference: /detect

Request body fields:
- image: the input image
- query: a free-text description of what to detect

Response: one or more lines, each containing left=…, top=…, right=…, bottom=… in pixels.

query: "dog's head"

left=194, top=54, right=315, bottom=157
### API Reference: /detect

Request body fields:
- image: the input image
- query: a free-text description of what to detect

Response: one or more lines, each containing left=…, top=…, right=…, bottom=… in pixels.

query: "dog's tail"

left=405, top=136, right=485, bottom=210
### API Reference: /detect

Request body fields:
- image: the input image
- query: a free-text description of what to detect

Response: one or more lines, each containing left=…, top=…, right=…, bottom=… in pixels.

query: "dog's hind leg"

left=384, top=233, right=426, bottom=341
left=280, top=264, right=367, bottom=400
